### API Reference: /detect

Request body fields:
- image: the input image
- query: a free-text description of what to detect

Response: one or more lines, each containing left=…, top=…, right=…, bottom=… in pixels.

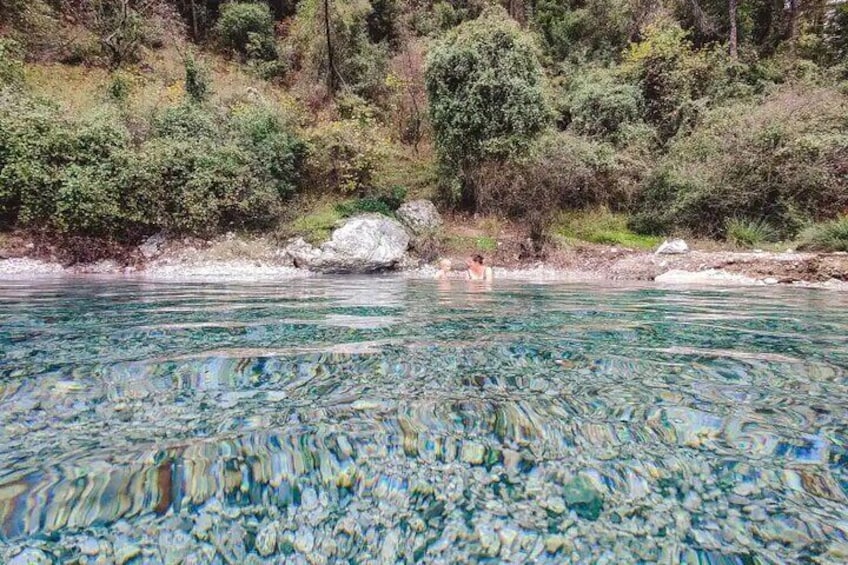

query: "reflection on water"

left=1, top=278, right=847, bottom=563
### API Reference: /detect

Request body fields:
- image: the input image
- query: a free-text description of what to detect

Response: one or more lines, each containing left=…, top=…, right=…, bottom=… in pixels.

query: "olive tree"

left=425, top=7, right=550, bottom=208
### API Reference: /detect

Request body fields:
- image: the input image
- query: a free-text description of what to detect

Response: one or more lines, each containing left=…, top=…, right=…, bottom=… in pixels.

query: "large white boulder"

left=286, top=214, right=410, bottom=273
left=396, top=200, right=442, bottom=235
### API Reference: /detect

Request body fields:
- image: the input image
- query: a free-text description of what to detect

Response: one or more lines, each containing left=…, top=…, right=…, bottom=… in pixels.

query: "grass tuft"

left=797, top=216, right=848, bottom=252
left=287, top=204, right=343, bottom=245
left=553, top=208, right=662, bottom=250
left=725, top=217, right=778, bottom=248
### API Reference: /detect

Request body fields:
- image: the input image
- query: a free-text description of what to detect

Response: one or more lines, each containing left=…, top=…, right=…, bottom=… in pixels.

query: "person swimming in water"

left=435, top=258, right=452, bottom=279
left=466, top=254, right=493, bottom=281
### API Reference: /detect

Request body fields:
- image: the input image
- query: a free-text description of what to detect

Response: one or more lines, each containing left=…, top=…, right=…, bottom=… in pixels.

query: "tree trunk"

left=729, top=0, right=738, bottom=59
left=323, top=0, right=336, bottom=94
left=788, top=0, right=800, bottom=56
left=190, top=0, right=199, bottom=41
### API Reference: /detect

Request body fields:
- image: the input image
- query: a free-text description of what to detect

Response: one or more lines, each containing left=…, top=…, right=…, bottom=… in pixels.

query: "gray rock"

left=563, top=475, right=604, bottom=521
left=139, top=233, right=167, bottom=260
left=255, top=522, right=279, bottom=557
left=78, top=537, right=101, bottom=556
left=396, top=200, right=442, bottom=235
left=655, top=239, right=689, bottom=255
left=9, top=548, right=52, bottom=565
left=159, top=530, right=193, bottom=565
left=286, top=214, right=410, bottom=273
left=114, top=540, right=141, bottom=565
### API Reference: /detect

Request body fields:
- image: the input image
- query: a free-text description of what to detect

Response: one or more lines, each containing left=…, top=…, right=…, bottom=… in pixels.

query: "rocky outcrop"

left=286, top=214, right=410, bottom=273
left=396, top=200, right=442, bottom=235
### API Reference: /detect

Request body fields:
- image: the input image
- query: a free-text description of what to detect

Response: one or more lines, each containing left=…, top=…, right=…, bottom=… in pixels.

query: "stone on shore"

left=139, top=233, right=167, bottom=259
left=396, top=200, right=442, bottom=235
left=655, top=239, right=689, bottom=255
left=285, top=214, right=410, bottom=273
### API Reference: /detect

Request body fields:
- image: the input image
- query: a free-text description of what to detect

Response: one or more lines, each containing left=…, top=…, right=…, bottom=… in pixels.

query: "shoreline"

left=2, top=230, right=847, bottom=289
left=1, top=255, right=846, bottom=290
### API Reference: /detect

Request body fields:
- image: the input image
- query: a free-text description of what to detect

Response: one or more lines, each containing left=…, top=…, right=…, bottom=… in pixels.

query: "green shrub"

left=154, top=103, right=219, bottom=139
left=0, top=90, right=307, bottom=238
left=214, top=2, right=277, bottom=60
left=0, top=96, right=130, bottom=234
left=425, top=7, right=550, bottom=207
left=623, top=20, right=715, bottom=142
left=287, top=202, right=343, bottom=244
left=562, top=68, right=644, bottom=141
left=184, top=57, right=211, bottom=103
left=725, top=217, right=779, bottom=247
left=798, top=217, right=848, bottom=252
left=108, top=73, right=133, bottom=103
left=432, top=0, right=484, bottom=31
left=305, top=117, right=393, bottom=194
left=334, top=185, right=406, bottom=217
left=475, top=131, right=646, bottom=242
left=0, top=39, right=25, bottom=87
left=228, top=104, right=307, bottom=198
left=631, top=87, right=848, bottom=238
left=532, top=0, right=631, bottom=61
left=335, top=198, right=393, bottom=217
left=53, top=162, right=125, bottom=235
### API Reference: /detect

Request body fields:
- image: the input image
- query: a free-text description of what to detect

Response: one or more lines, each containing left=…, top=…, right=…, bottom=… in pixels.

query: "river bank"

left=1, top=231, right=846, bottom=289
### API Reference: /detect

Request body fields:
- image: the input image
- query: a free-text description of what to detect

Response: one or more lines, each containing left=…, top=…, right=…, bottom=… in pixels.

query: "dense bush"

left=475, top=132, right=645, bottom=241
left=0, top=39, right=25, bottom=87
left=532, top=0, right=632, bottom=61
left=561, top=67, right=645, bottom=142
left=0, top=90, right=306, bottom=238
left=305, top=114, right=394, bottom=194
left=631, top=87, right=848, bottom=238
left=425, top=7, right=550, bottom=207
left=0, top=94, right=129, bottom=233
left=214, top=1, right=278, bottom=61
left=184, top=56, right=211, bottom=103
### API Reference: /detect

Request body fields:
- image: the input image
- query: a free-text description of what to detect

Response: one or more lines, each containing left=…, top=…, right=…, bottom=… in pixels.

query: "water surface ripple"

left=1, top=278, right=847, bottom=564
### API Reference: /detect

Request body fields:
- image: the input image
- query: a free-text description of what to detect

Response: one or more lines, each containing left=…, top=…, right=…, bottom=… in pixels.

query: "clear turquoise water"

left=1, top=278, right=847, bottom=564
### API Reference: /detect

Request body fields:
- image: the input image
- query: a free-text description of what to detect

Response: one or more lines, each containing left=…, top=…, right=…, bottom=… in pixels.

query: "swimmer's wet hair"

left=472, top=254, right=484, bottom=265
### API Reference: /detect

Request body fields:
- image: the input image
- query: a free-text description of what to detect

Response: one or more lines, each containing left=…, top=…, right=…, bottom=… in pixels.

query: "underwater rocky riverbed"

left=1, top=277, right=847, bottom=564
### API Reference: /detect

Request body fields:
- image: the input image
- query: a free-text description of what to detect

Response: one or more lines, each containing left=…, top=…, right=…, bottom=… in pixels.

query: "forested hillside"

left=1, top=0, right=846, bottom=253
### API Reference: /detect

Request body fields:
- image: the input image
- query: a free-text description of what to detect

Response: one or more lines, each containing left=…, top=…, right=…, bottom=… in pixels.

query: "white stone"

left=655, top=239, right=690, bottom=255
left=285, top=214, right=410, bottom=273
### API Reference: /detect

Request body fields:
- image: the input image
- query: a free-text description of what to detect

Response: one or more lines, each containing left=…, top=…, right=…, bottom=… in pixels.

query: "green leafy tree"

left=425, top=7, right=550, bottom=208
left=532, top=0, right=632, bottom=61
left=214, top=1, right=277, bottom=60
